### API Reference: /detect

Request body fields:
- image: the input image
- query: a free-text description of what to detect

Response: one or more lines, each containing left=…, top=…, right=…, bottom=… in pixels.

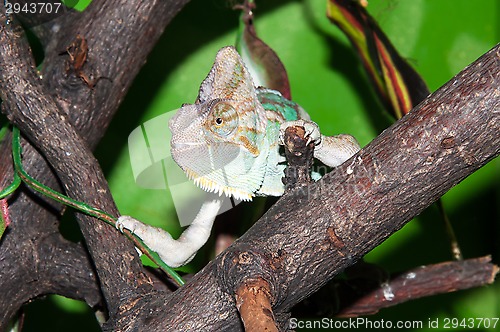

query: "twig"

left=336, top=256, right=499, bottom=317
left=236, top=278, right=278, bottom=332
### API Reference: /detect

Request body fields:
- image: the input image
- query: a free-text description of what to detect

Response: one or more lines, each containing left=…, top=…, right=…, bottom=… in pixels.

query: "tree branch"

left=335, top=256, right=499, bottom=317
left=0, top=0, right=189, bottom=329
left=236, top=278, right=278, bottom=331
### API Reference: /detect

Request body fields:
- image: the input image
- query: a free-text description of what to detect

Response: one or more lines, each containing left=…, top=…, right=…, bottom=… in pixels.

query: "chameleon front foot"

left=279, top=119, right=360, bottom=168
left=279, top=119, right=321, bottom=146
left=115, top=215, right=138, bottom=233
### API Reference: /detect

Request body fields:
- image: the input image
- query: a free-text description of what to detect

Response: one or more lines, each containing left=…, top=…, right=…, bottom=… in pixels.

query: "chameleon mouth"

left=184, top=168, right=254, bottom=202
left=170, top=170, right=255, bottom=202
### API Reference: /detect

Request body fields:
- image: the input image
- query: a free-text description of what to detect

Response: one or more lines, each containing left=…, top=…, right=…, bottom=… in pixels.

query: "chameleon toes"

left=280, top=119, right=321, bottom=146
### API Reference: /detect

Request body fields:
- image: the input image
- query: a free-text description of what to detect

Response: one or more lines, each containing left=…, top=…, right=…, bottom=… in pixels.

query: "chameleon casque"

left=117, top=46, right=360, bottom=267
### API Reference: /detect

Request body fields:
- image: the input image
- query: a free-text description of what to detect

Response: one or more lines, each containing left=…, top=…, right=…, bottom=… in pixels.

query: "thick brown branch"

left=0, top=10, right=148, bottom=318
left=0, top=135, right=102, bottom=321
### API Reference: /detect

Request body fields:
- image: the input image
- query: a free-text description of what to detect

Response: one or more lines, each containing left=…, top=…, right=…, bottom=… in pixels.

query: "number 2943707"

left=5, top=1, right=63, bottom=15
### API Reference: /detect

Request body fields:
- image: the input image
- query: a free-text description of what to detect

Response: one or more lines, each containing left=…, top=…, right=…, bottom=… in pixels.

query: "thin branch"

left=336, top=256, right=499, bottom=317
left=236, top=278, right=278, bottom=332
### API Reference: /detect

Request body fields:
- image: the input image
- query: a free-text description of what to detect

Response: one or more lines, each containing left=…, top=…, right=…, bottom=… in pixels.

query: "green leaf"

left=62, top=0, right=92, bottom=11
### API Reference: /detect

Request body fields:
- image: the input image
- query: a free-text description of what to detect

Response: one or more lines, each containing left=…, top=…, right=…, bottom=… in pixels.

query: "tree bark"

left=0, top=0, right=498, bottom=331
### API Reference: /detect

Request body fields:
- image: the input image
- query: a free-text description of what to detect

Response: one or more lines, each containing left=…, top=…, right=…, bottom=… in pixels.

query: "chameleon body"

left=117, top=46, right=360, bottom=267
left=169, top=87, right=301, bottom=201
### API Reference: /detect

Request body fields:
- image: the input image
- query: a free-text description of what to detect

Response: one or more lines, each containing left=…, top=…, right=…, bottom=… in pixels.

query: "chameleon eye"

left=206, top=101, right=238, bottom=137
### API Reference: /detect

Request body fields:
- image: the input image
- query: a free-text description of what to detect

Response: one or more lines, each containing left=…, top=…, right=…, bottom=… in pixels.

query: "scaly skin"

left=169, top=46, right=359, bottom=201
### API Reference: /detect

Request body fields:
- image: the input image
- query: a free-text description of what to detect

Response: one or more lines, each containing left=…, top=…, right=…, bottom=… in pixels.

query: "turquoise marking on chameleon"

left=257, top=89, right=300, bottom=121
left=242, top=129, right=261, bottom=144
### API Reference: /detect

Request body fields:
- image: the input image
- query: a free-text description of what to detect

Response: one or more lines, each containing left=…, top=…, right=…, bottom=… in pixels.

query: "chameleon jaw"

left=185, top=168, right=254, bottom=202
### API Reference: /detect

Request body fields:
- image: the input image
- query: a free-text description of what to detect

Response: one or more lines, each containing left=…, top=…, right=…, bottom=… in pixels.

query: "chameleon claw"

left=115, top=217, right=125, bottom=233
left=115, top=215, right=141, bottom=235
left=302, top=121, right=321, bottom=146
left=279, top=119, right=322, bottom=146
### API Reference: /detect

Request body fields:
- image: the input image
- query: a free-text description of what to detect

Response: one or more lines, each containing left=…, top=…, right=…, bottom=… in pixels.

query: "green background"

left=22, top=0, right=498, bottom=330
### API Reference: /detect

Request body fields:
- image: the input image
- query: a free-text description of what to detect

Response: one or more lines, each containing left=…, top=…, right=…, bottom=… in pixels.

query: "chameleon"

left=116, top=46, right=360, bottom=268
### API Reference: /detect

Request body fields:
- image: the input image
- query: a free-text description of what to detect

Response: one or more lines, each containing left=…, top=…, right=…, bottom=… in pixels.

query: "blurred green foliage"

left=22, top=0, right=498, bottom=330
left=62, top=0, right=92, bottom=11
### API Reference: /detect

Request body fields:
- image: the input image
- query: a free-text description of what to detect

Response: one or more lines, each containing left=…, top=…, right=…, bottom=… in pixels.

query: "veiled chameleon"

left=117, top=46, right=360, bottom=267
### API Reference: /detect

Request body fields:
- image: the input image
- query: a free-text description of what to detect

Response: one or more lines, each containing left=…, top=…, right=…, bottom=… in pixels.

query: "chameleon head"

left=169, top=46, right=271, bottom=201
